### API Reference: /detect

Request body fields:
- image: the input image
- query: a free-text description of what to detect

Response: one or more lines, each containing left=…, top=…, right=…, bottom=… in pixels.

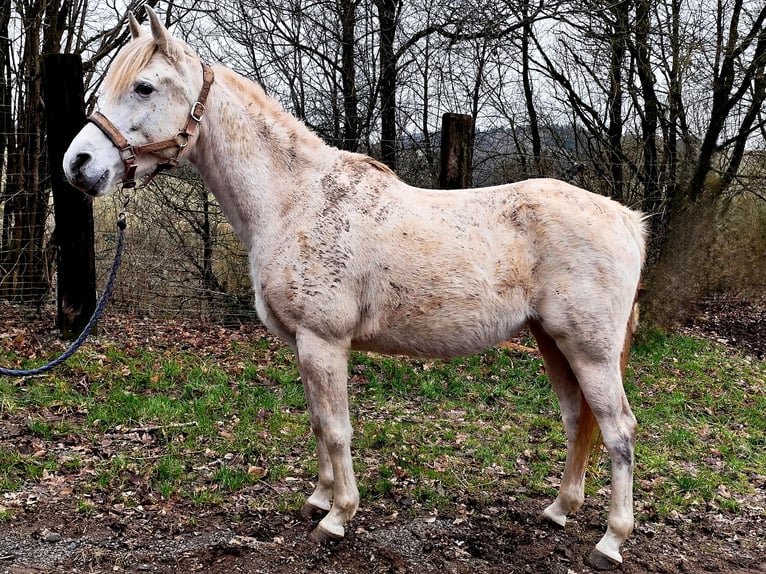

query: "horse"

left=63, top=8, right=646, bottom=569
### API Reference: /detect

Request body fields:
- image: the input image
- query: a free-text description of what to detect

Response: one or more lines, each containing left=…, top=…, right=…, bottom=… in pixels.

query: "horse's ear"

left=128, top=13, right=143, bottom=39
left=145, top=6, right=181, bottom=61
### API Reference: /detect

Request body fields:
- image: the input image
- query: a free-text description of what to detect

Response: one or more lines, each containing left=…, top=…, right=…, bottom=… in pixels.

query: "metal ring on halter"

left=175, top=132, right=190, bottom=148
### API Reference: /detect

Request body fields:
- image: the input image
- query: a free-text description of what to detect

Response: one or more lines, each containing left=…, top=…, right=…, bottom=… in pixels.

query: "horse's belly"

left=351, top=305, right=527, bottom=358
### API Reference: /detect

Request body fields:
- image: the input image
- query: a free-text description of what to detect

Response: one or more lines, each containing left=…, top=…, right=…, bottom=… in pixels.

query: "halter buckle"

left=190, top=101, right=205, bottom=122
left=119, top=146, right=136, bottom=163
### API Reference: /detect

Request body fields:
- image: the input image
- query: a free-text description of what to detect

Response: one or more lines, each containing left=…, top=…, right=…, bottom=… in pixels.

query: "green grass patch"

left=1, top=328, right=764, bottom=523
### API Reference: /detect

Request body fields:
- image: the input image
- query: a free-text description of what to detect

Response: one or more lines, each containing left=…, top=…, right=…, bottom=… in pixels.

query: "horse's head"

left=64, top=7, right=211, bottom=195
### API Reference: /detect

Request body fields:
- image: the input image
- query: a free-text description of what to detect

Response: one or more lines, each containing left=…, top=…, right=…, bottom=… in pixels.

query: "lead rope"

left=0, top=210, right=128, bottom=377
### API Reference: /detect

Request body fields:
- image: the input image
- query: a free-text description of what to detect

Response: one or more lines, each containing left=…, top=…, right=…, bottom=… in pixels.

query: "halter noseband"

left=88, top=64, right=215, bottom=188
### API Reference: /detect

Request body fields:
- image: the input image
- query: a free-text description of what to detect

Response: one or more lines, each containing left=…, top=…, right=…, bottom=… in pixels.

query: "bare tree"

left=689, top=0, right=766, bottom=198
left=373, top=0, right=399, bottom=169
left=0, top=0, right=165, bottom=303
left=340, top=0, right=361, bottom=151
left=195, top=0, right=377, bottom=151
left=532, top=0, right=764, bottom=219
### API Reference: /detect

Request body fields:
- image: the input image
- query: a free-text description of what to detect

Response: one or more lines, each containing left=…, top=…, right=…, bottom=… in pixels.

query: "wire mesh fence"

left=88, top=175, right=257, bottom=323
left=2, top=119, right=766, bottom=332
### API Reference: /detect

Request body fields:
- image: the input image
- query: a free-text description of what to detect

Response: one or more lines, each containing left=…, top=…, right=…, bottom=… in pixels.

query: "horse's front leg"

left=295, top=328, right=358, bottom=541
left=300, top=432, right=334, bottom=519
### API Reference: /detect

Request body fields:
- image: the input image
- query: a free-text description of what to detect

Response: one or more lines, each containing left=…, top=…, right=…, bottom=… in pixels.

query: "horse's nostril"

left=71, top=152, right=91, bottom=173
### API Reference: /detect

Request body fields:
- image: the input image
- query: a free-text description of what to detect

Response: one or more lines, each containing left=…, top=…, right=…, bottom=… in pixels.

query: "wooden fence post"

left=41, top=54, right=97, bottom=339
left=439, top=113, right=474, bottom=189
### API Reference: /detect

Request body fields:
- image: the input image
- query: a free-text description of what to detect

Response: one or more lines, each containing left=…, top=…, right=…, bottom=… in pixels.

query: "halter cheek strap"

left=88, top=64, right=215, bottom=188
left=88, top=112, right=140, bottom=186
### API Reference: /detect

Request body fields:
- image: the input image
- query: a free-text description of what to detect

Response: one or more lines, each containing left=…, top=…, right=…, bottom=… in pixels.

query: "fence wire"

left=2, top=131, right=766, bottom=327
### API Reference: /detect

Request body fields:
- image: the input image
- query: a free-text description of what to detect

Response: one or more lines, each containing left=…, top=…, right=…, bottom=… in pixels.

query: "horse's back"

left=255, top=166, right=645, bottom=358
left=380, top=177, right=646, bottom=288
left=338, top=177, right=645, bottom=358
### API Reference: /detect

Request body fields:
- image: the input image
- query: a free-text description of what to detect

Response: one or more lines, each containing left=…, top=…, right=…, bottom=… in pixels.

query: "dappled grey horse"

left=63, top=8, right=646, bottom=569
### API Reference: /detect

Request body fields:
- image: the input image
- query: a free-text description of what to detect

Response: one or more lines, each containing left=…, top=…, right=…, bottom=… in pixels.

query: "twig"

left=498, top=341, right=540, bottom=355
left=122, top=421, right=199, bottom=433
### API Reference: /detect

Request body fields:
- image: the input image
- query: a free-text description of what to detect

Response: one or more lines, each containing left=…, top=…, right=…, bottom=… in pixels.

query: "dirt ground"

left=1, top=297, right=765, bottom=574
left=0, top=491, right=765, bottom=574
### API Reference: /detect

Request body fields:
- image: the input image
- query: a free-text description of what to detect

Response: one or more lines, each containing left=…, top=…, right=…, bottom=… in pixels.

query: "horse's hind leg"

left=528, top=321, right=598, bottom=527
left=561, top=348, right=636, bottom=569
left=295, top=329, right=359, bottom=542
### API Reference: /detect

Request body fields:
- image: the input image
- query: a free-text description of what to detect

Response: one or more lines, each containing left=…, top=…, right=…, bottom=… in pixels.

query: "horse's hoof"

left=308, top=524, right=344, bottom=544
left=300, top=502, right=328, bottom=521
left=586, top=548, right=623, bottom=571
left=540, top=508, right=566, bottom=528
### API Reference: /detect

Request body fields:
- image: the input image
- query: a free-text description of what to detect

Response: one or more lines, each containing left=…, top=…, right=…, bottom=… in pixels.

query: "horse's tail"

left=619, top=206, right=647, bottom=378
left=577, top=392, right=600, bottom=464
left=621, top=207, right=649, bottom=267
left=620, top=287, right=642, bottom=378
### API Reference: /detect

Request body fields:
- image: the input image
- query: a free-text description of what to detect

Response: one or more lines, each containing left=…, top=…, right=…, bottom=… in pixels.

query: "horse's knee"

left=320, top=422, right=353, bottom=454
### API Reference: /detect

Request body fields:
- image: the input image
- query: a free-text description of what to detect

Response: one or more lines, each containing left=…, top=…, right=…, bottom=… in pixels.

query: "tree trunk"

left=634, top=0, right=662, bottom=226
left=521, top=6, right=542, bottom=176
left=340, top=0, right=359, bottom=151
left=0, top=0, right=49, bottom=303
left=606, top=1, right=628, bottom=201
left=375, top=0, right=399, bottom=171
left=42, top=53, right=96, bottom=338
left=664, top=0, right=684, bottom=213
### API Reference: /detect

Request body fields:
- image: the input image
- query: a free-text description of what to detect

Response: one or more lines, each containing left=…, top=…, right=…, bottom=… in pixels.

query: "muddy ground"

left=1, top=297, right=765, bottom=574
left=0, top=491, right=765, bottom=574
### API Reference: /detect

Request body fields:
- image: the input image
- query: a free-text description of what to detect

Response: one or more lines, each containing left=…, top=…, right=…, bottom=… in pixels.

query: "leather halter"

left=88, top=64, right=215, bottom=188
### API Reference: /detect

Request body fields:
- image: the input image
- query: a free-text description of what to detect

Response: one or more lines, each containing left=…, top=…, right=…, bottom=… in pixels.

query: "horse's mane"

left=218, top=67, right=338, bottom=157
left=104, top=36, right=398, bottom=180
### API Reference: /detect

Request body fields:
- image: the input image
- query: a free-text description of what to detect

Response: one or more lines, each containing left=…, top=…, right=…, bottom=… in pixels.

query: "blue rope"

left=0, top=212, right=127, bottom=377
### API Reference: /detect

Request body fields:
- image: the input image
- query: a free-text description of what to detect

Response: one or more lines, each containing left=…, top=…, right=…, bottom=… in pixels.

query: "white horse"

left=64, top=8, right=646, bottom=569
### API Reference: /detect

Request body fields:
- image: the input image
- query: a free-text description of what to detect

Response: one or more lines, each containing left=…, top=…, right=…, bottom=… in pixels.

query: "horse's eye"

left=134, top=82, right=154, bottom=97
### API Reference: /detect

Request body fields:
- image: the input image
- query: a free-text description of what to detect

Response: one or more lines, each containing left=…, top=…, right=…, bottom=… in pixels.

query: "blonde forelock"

left=103, top=37, right=158, bottom=104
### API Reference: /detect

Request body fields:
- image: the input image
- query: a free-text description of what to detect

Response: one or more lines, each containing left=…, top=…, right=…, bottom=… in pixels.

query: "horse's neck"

left=189, top=66, right=332, bottom=248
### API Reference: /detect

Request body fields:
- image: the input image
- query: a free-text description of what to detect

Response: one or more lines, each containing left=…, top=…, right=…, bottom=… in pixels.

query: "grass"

left=1, top=327, right=764, bottom=526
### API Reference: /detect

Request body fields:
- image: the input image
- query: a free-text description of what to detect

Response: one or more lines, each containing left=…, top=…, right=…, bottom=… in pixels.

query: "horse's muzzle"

left=64, top=151, right=110, bottom=197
